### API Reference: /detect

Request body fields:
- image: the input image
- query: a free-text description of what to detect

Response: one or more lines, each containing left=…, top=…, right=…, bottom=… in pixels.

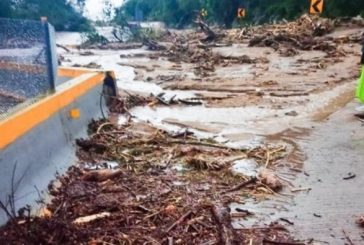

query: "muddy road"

left=57, top=17, right=364, bottom=243
left=1, top=16, right=363, bottom=244
left=58, top=17, right=363, bottom=244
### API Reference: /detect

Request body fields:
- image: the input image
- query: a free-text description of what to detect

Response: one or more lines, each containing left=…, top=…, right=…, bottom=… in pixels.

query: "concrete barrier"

left=0, top=67, right=117, bottom=225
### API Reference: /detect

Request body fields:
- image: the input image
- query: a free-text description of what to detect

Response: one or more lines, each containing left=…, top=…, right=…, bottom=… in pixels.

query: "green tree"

left=115, top=0, right=364, bottom=28
left=0, top=0, right=91, bottom=31
left=0, top=0, right=12, bottom=18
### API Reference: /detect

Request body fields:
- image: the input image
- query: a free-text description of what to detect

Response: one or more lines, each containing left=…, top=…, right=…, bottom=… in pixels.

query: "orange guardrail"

left=0, top=68, right=105, bottom=150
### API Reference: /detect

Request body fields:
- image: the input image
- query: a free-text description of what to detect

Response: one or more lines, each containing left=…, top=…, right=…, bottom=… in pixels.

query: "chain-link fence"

left=0, top=18, right=57, bottom=116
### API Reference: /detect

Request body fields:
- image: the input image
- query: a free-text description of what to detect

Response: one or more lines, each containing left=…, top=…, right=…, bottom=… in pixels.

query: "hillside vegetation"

left=115, top=0, right=364, bottom=28
left=0, top=0, right=90, bottom=31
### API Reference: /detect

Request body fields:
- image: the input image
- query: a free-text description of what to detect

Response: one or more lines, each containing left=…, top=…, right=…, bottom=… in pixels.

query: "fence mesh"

left=0, top=18, right=57, bottom=116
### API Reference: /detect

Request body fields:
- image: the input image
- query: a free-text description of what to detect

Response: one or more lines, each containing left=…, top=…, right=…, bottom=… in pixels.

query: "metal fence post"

left=41, top=17, right=56, bottom=92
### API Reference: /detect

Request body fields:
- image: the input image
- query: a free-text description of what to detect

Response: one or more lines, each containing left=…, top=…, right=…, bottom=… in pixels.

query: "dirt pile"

left=0, top=119, right=301, bottom=244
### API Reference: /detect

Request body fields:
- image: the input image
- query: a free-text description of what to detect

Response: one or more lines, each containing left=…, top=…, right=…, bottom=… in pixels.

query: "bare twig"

left=263, top=239, right=305, bottom=245
left=166, top=210, right=193, bottom=233
left=342, top=229, right=355, bottom=245
left=0, top=200, right=14, bottom=220
left=167, top=139, right=245, bottom=151
left=222, top=177, right=257, bottom=194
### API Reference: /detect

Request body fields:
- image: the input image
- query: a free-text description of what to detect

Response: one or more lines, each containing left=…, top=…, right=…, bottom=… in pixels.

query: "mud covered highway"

left=1, top=14, right=364, bottom=244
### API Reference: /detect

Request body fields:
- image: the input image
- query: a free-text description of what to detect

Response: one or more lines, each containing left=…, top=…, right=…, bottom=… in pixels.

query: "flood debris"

left=109, top=91, right=203, bottom=115
left=343, top=172, right=356, bottom=180
left=81, top=169, right=123, bottom=182
left=211, top=204, right=239, bottom=245
left=257, top=169, right=283, bottom=191
left=313, top=213, right=322, bottom=218
left=262, top=238, right=305, bottom=245
left=246, top=15, right=338, bottom=56
left=194, top=16, right=219, bottom=42
left=73, top=212, right=111, bottom=225
left=342, top=229, right=355, bottom=245
left=161, top=38, right=268, bottom=77
left=279, top=218, right=294, bottom=226
left=5, top=12, right=360, bottom=244
left=143, top=38, right=167, bottom=51
left=81, top=42, right=144, bottom=50
left=72, top=62, right=101, bottom=69
left=356, top=216, right=364, bottom=228
left=222, top=177, right=257, bottom=194
left=0, top=117, right=297, bottom=244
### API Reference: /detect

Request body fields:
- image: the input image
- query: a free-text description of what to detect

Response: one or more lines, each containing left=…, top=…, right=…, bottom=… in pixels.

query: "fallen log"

left=143, top=38, right=166, bottom=51
left=210, top=205, right=239, bottom=245
left=269, top=92, right=309, bottom=97
left=178, top=98, right=203, bottom=105
left=194, top=17, right=217, bottom=42
left=82, top=169, right=123, bottom=182
left=263, top=239, right=305, bottom=245
left=76, top=139, right=108, bottom=153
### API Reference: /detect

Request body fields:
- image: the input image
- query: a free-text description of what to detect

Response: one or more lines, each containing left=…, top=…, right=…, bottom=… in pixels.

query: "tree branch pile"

left=0, top=118, right=300, bottom=244
left=246, top=14, right=340, bottom=56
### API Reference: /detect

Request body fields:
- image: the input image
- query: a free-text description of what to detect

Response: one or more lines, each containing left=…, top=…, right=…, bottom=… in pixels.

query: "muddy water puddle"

left=58, top=44, right=357, bottom=157
left=126, top=81, right=354, bottom=139
left=58, top=41, right=356, bottom=142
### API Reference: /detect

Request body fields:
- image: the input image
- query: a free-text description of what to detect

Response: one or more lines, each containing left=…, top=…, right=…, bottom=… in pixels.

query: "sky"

left=84, top=0, right=124, bottom=20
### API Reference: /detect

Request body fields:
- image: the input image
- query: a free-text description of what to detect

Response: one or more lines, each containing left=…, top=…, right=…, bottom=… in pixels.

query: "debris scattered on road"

left=313, top=213, right=322, bottom=218
left=279, top=218, right=295, bottom=226
left=4, top=11, right=362, bottom=244
left=356, top=216, right=364, bottom=227
left=343, top=172, right=356, bottom=180
left=290, top=187, right=312, bottom=193
left=342, top=229, right=355, bottom=245
left=258, top=169, right=283, bottom=191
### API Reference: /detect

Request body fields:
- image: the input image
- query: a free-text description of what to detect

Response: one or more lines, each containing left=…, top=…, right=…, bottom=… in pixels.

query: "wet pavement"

left=234, top=101, right=364, bottom=244
left=285, top=101, right=364, bottom=244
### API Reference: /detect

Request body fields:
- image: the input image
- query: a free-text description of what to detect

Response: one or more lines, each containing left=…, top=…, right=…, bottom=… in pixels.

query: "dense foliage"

left=0, top=0, right=91, bottom=31
left=115, top=0, right=364, bottom=28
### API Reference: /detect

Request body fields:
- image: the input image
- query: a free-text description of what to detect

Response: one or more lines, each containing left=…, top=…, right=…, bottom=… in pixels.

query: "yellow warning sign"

left=310, top=0, right=324, bottom=14
left=200, top=9, right=208, bottom=17
left=237, top=8, right=246, bottom=18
